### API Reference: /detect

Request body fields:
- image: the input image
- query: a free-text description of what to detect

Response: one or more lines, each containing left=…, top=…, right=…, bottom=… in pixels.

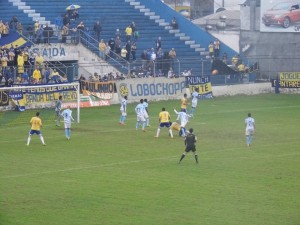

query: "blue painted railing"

left=137, top=0, right=239, bottom=59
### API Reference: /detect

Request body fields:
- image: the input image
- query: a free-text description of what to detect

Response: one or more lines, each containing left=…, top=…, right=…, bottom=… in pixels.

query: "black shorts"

left=185, top=146, right=196, bottom=152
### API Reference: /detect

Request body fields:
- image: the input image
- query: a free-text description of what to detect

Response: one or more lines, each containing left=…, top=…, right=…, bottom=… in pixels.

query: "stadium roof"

left=192, top=10, right=240, bottom=30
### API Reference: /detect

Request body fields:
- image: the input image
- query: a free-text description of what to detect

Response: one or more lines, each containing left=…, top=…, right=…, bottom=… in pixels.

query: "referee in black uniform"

left=179, top=128, right=199, bottom=164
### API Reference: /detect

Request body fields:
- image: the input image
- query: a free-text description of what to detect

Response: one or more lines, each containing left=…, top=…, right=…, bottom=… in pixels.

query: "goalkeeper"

left=55, top=95, right=63, bottom=126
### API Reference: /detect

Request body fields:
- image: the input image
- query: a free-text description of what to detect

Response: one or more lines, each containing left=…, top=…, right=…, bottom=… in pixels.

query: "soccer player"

left=135, top=99, right=146, bottom=131
left=55, top=95, right=63, bottom=126
left=179, top=128, right=198, bottom=164
left=190, top=87, right=199, bottom=116
left=245, top=112, right=255, bottom=147
left=180, top=93, right=188, bottom=112
left=155, top=107, right=173, bottom=138
left=119, top=96, right=127, bottom=125
left=61, top=105, right=75, bottom=140
left=174, top=109, right=191, bottom=137
left=143, top=98, right=150, bottom=127
left=27, top=112, right=46, bottom=146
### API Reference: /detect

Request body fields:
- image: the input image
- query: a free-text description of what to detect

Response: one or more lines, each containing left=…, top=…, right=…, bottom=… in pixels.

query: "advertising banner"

left=271, top=72, right=300, bottom=88
left=186, top=76, right=213, bottom=99
left=260, top=0, right=300, bottom=32
left=80, top=80, right=115, bottom=100
left=115, top=77, right=186, bottom=102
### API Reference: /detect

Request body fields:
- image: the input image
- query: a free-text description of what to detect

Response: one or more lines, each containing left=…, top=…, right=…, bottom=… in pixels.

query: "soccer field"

left=0, top=94, right=299, bottom=225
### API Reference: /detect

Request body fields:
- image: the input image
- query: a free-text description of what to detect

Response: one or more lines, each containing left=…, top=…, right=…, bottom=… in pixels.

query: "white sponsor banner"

left=116, top=77, right=186, bottom=102
left=260, top=0, right=300, bottom=32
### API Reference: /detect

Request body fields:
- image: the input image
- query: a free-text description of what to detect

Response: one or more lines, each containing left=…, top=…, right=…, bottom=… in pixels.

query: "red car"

left=262, top=1, right=300, bottom=28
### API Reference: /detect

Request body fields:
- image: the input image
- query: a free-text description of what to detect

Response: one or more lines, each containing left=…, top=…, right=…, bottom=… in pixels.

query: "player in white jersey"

left=245, top=112, right=255, bottom=147
left=174, top=109, right=191, bottom=137
left=135, top=99, right=146, bottom=131
left=190, top=87, right=199, bottom=116
left=61, top=105, right=75, bottom=140
left=119, top=96, right=127, bottom=125
left=143, top=99, right=150, bottom=127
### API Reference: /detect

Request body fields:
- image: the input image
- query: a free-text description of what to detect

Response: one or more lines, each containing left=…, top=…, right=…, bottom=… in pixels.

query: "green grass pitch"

left=0, top=94, right=299, bottom=225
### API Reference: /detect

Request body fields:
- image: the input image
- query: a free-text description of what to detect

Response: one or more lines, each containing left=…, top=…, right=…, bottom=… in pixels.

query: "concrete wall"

left=240, top=3, right=300, bottom=79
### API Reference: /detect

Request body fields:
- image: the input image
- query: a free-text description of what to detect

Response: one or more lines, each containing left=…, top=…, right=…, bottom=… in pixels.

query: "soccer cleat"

left=147, top=125, right=151, bottom=127
left=42, top=143, right=46, bottom=146
left=154, top=136, right=158, bottom=138
left=26, top=144, right=29, bottom=146
left=142, top=129, right=146, bottom=132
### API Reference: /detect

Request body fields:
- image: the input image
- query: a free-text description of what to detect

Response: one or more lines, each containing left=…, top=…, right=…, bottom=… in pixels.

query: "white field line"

left=1, top=142, right=299, bottom=179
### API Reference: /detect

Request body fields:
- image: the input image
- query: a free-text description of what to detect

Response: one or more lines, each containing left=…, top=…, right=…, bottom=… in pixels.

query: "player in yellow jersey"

left=181, top=93, right=188, bottom=112
left=155, top=107, right=173, bottom=138
left=26, top=112, right=46, bottom=146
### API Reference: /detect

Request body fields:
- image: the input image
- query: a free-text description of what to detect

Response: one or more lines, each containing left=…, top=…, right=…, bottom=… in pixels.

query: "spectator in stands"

left=16, top=22, right=23, bottom=35
left=26, top=24, right=34, bottom=41
left=208, top=41, right=214, bottom=59
left=43, top=24, right=53, bottom=44
left=35, top=25, right=43, bottom=44
left=141, top=50, right=148, bottom=69
left=222, top=52, right=228, bottom=64
left=63, top=14, right=70, bottom=26
left=32, top=67, right=42, bottom=83
left=155, top=36, right=162, bottom=52
left=0, top=20, right=4, bottom=39
left=108, top=38, right=116, bottom=58
left=131, top=42, right=137, bottom=61
left=61, top=74, right=68, bottom=82
left=125, top=24, right=132, bottom=42
left=93, top=20, right=102, bottom=42
left=54, top=16, right=63, bottom=36
left=1, top=54, right=9, bottom=73
left=77, top=21, right=85, bottom=31
left=0, top=70, right=2, bottom=84
left=35, top=53, right=44, bottom=68
left=115, top=36, right=122, bottom=55
left=156, top=47, right=164, bottom=70
left=115, top=28, right=121, bottom=39
left=22, top=47, right=30, bottom=67
left=8, top=48, right=15, bottom=67
left=125, top=41, right=131, bottom=61
left=171, top=17, right=178, bottom=29
left=121, top=46, right=127, bottom=62
left=168, top=48, right=177, bottom=70
left=21, top=69, right=29, bottom=83
left=17, top=52, right=25, bottom=76
left=214, top=39, right=220, bottom=58
left=105, top=41, right=111, bottom=60
left=43, top=67, right=51, bottom=83
left=71, top=9, right=80, bottom=21
left=50, top=69, right=62, bottom=83
left=9, top=16, right=18, bottom=30
left=98, top=39, right=106, bottom=59
left=2, top=22, right=10, bottom=36
left=61, top=23, right=69, bottom=43
left=231, top=55, right=239, bottom=67
left=34, top=20, right=39, bottom=39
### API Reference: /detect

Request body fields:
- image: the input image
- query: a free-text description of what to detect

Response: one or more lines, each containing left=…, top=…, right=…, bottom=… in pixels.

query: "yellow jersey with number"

left=30, top=116, right=42, bottom=130
left=159, top=111, right=170, bottom=123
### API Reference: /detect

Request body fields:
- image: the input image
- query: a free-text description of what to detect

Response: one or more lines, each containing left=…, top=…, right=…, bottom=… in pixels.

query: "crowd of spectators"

left=1, top=11, right=185, bottom=85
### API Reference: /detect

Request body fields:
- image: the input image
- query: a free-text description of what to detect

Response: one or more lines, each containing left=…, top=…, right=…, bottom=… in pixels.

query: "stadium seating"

left=0, top=0, right=239, bottom=76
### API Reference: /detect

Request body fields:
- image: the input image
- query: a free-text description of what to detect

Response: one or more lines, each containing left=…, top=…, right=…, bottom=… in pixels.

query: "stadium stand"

left=0, top=0, right=240, bottom=77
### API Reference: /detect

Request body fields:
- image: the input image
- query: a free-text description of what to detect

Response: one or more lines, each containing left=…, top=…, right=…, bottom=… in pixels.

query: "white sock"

left=169, top=129, right=173, bottom=138
left=27, top=135, right=31, bottom=145
left=39, top=135, right=45, bottom=144
left=156, top=128, right=160, bottom=137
